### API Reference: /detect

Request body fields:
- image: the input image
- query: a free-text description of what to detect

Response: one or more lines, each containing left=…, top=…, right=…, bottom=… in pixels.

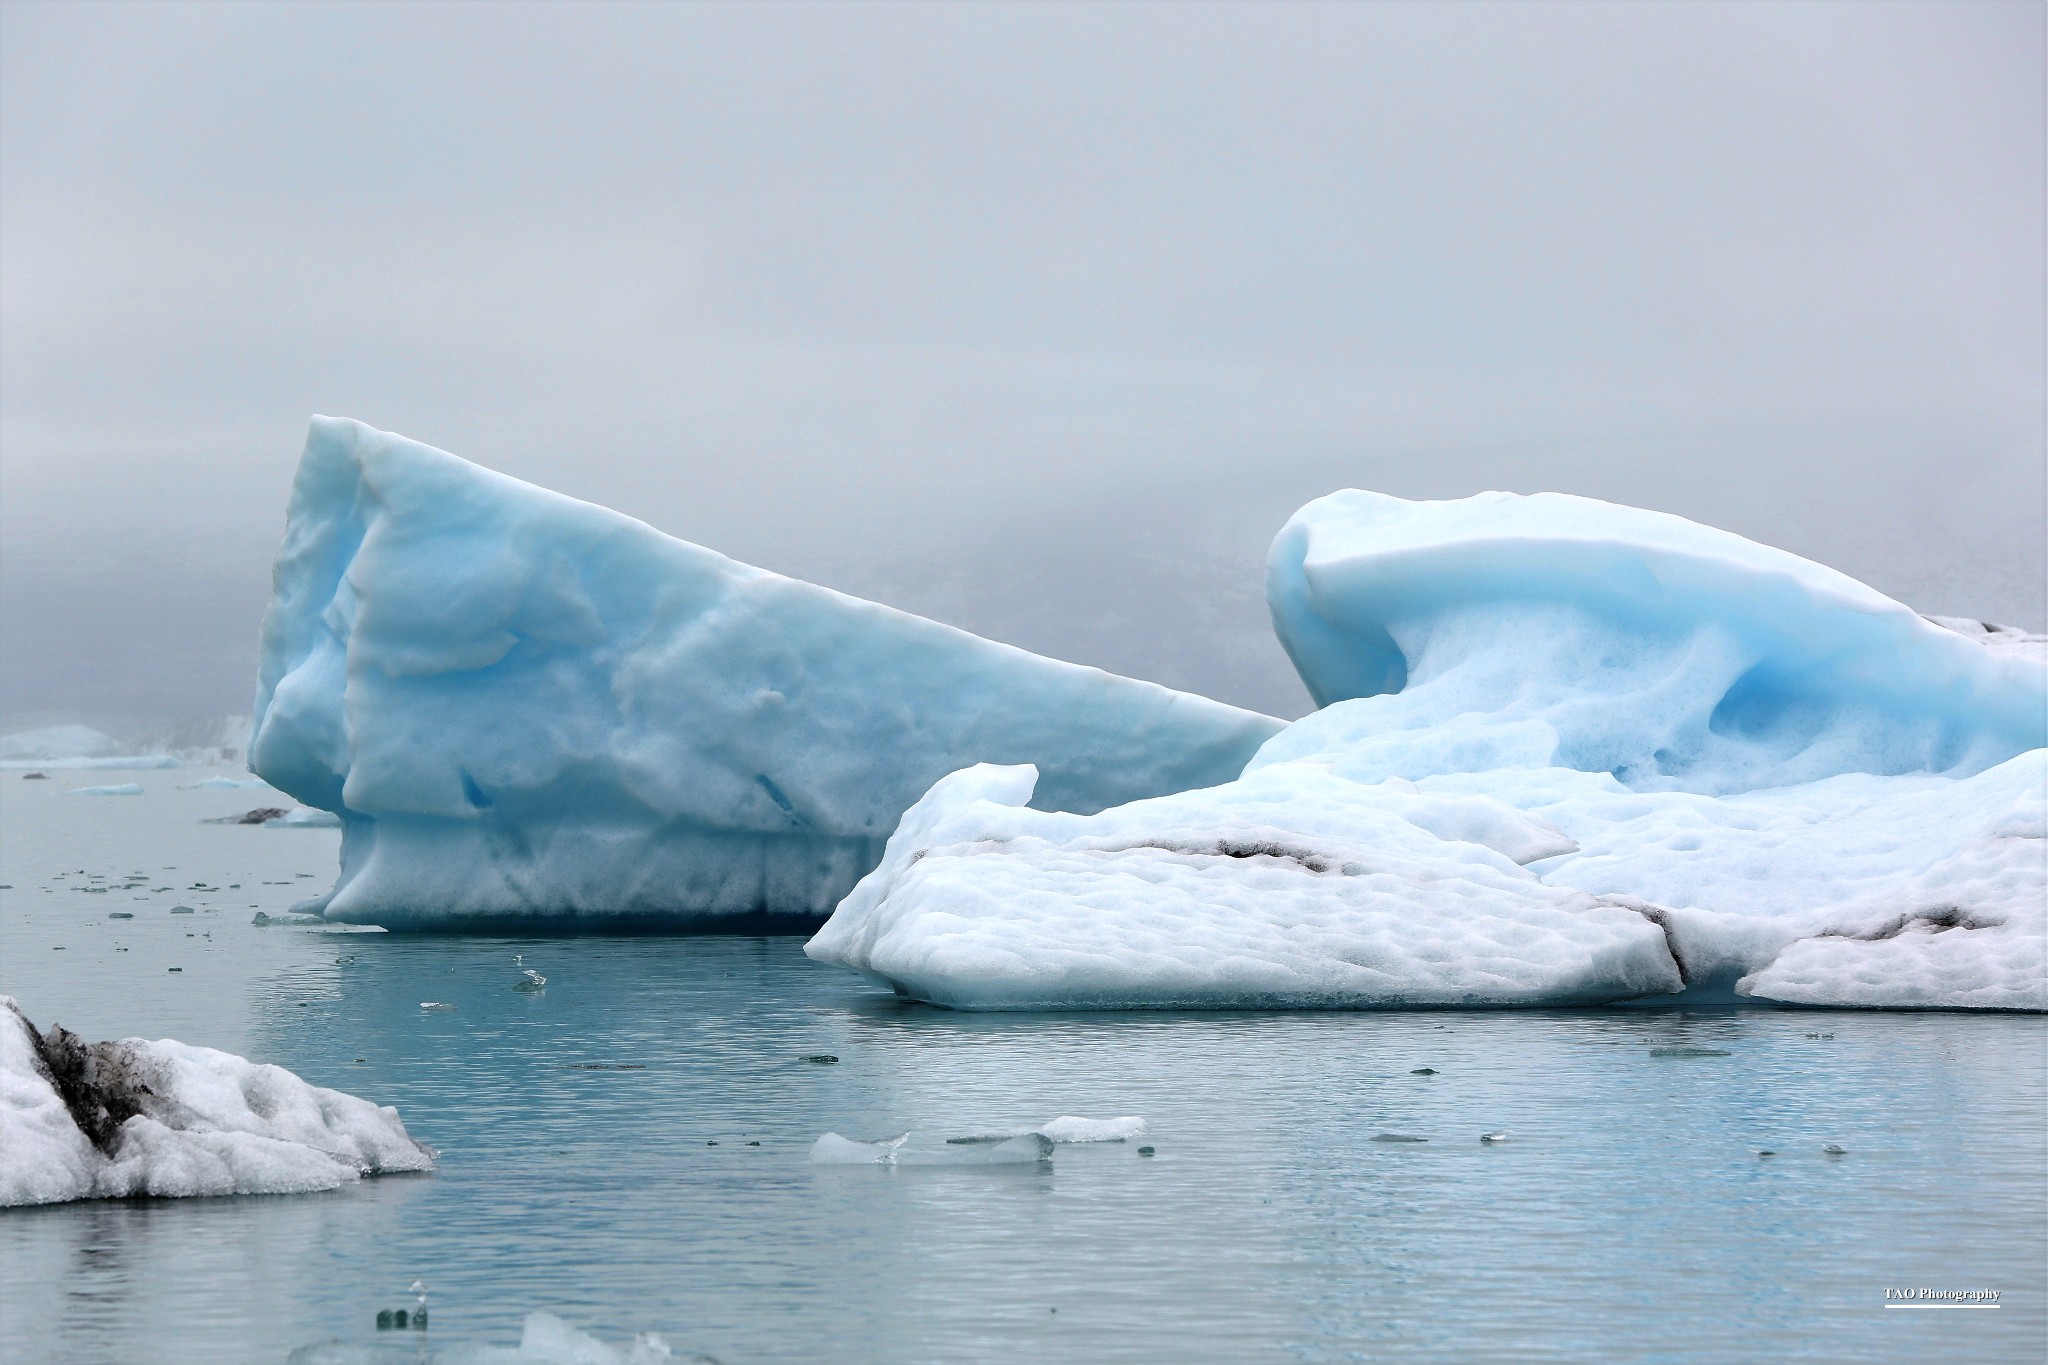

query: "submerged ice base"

left=251, top=418, right=1281, bottom=928
left=0, top=998, right=434, bottom=1206
left=810, top=491, right=2046, bottom=1012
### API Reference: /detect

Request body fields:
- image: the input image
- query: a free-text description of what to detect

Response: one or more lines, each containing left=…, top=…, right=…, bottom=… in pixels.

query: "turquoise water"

left=1, top=772, right=2043, bottom=1362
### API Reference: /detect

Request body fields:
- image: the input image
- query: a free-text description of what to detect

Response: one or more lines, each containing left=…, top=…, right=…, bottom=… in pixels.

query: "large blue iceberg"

left=250, top=418, right=1283, bottom=927
left=809, top=491, right=2047, bottom=1010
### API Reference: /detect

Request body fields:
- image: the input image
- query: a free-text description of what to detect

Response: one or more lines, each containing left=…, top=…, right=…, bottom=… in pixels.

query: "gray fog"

left=2, top=0, right=2041, bottom=734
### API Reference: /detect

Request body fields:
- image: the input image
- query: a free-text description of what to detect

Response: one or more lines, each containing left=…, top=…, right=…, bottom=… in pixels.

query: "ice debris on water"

left=1650, top=1047, right=1731, bottom=1058
left=1824, top=1143, right=1848, bottom=1155
left=810, top=1131, right=1053, bottom=1166
left=1480, top=1131, right=1509, bottom=1143
left=70, top=784, right=143, bottom=797
left=947, top=1116, right=1147, bottom=1145
left=801, top=1054, right=839, bottom=1064
left=292, top=1309, right=677, bottom=1363
left=516, top=969, right=547, bottom=991
left=1372, top=1133, right=1427, bottom=1143
left=809, top=1132, right=910, bottom=1164
left=420, top=1002, right=455, bottom=1012
left=204, top=806, right=290, bottom=825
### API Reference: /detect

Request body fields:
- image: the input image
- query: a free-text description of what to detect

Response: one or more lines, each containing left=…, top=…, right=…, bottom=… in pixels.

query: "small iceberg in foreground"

left=251, top=418, right=1280, bottom=929
left=808, top=490, right=2045, bottom=1012
left=0, top=997, right=434, bottom=1206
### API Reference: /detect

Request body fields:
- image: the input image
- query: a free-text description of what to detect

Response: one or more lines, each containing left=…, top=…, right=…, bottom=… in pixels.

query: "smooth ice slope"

left=1264, top=490, right=2044, bottom=791
left=0, top=998, right=434, bottom=1206
left=250, top=418, right=1281, bottom=928
left=811, top=491, right=2045, bottom=1011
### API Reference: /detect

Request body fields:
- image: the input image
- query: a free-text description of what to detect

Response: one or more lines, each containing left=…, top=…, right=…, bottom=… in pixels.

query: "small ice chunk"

left=900, top=1133, right=1054, bottom=1166
left=1823, top=1143, right=1847, bottom=1155
left=809, top=1132, right=911, bottom=1165
left=419, top=1002, right=455, bottom=1012
left=1649, top=1047, right=1730, bottom=1058
left=1371, top=1133, right=1427, bottom=1143
left=265, top=808, right=343, bottom=829
left=1035, top=1115, right=1148, bottom=1143
left=1480, top=1131, right=1509, bottom=1143
left=0, top=997, right=433, bottom=1207
left=180, top=777, right=273, bottom=791
left=70, top=784, right=143, bottom=797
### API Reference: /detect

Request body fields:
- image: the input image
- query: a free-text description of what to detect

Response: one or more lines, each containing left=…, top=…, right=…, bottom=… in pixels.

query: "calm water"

left=1, top=770, right=2043, bottom=1362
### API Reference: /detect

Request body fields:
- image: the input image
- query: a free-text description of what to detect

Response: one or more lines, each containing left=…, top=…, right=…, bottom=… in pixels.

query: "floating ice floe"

left=69, top=784, right=144, bottom=797
left=180, top=776, right=274, bottom=791
left=0, top=996, right=433, bottom=1206
left=949, top=1115, right=1148, bottom=1144
left=287, top=1310, right=674, bottom=1364
left=809, top=490, right=2046, bottom=1011
left=250, top=418, right=1280, bottom=928
left=264, top=807, right=343, bottom=829
left=810, top=1130, right=1053, bottom=1166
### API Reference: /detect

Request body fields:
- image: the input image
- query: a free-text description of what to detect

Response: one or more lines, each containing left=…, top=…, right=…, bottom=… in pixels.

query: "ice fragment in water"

left=809, top=1132, right=911, bottom=1165
left=1650, top=1047, right=1730, bottom=1057
left=1371, top=1133, right=1427, bottom=1143
left=899, top=1133, right=1053, bottom=1166
left=0, top=996, right=433, bottom=1207
left=1480, top=1131, right=1509, bottom=1143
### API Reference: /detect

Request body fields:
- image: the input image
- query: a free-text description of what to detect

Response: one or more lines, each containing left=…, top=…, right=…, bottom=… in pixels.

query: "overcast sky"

left=2, top=0, right=2041, bottom=731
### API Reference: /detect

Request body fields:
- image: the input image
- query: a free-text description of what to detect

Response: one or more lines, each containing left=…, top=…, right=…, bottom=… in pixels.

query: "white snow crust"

left=0, top=997, right=434, bottom=1206
left=250, top=418, right=1280, bottom=927
left=810, top=491, right=2046, bottom=1012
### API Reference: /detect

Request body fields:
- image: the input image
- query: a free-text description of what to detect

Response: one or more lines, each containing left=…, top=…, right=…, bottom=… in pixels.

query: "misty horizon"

left=3, top=1, right=2042, bottom=734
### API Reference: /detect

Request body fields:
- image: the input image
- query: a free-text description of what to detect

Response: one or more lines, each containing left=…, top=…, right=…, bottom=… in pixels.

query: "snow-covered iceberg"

left=809, top=491, right=2046, bottom=1011
left=250, top=418, right=1281, bottom=928
left=1, top=997, right=434, bottom=1206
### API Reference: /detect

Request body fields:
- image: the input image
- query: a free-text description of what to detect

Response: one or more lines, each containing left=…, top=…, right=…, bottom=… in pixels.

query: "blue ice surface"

left=1264, top=489, right=2045, bottom=791
left=249, top=418, right=1282, bottom=929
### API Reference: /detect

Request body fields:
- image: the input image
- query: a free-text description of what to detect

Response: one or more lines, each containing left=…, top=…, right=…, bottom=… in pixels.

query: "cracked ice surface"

left=810, top=491, right=2045, bottom=1011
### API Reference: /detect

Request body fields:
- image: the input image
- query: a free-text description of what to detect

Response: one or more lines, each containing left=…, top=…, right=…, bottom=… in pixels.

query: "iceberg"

left=0, top=726, right=180, bottom=771
left=250, top=418, right=1281, bottom=928
left=0, top=997, right=434, bottom=1206
left=809, top=491, right=2046, bottom=1011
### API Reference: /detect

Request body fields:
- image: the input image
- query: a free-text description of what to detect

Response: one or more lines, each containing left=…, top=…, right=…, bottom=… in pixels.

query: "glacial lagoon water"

left=1, top=770, right=2043, bottom=1362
